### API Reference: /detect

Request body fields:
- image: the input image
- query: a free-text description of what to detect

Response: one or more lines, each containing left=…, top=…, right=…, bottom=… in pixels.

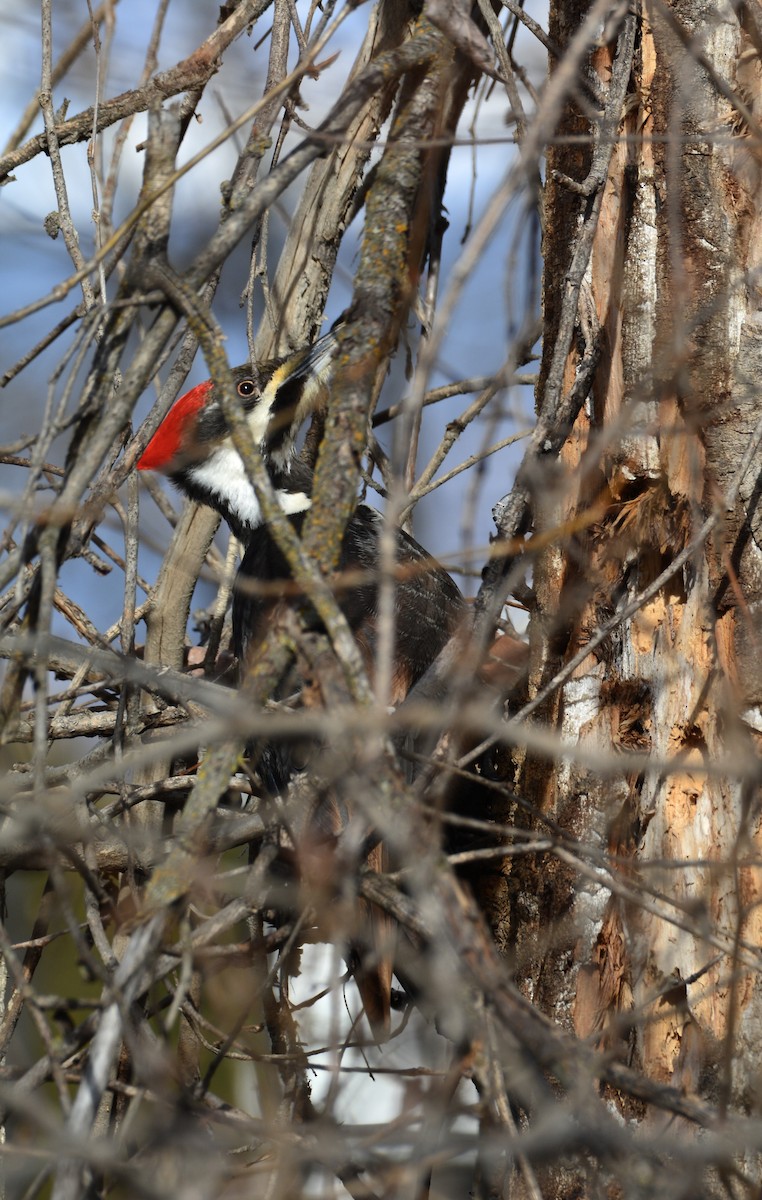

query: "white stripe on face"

left=276, top=490, right=312, bottom=515
left=187, top=446, right=311, bottom=531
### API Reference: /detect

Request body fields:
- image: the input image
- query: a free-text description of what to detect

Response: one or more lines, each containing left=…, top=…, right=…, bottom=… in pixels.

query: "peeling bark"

left=508, top=0, right=762, bottom=1182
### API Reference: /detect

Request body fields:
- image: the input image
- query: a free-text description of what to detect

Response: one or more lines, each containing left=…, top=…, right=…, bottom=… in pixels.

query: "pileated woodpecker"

left=138, top=328, right=467, bottom=709
left=137, top=327, right=469, bottom=1033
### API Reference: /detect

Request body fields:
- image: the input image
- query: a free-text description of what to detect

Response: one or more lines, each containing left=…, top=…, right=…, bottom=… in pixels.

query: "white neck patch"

left=277, top=488, right=312, bottom=516
left=187, top=446, right=311, bottom=531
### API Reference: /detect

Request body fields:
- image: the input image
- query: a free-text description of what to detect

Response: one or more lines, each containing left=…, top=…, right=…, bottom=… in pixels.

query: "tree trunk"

left=508, top=0, right=762, bottom=1190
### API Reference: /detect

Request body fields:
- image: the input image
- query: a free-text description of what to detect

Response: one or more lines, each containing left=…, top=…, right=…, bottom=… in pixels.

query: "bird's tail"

left=352, top=840, right=395, bottom=1040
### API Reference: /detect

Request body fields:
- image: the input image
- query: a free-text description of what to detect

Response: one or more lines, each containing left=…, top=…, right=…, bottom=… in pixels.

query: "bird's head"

left=137, top=328, right=339, bottom=538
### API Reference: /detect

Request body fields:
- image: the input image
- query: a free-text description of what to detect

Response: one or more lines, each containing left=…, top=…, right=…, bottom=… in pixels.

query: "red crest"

left=137, top=381, right=213, bottom=471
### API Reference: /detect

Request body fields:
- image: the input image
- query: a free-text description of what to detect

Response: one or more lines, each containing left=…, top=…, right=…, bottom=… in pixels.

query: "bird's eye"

left=237, top=378, right=257, bottom=398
